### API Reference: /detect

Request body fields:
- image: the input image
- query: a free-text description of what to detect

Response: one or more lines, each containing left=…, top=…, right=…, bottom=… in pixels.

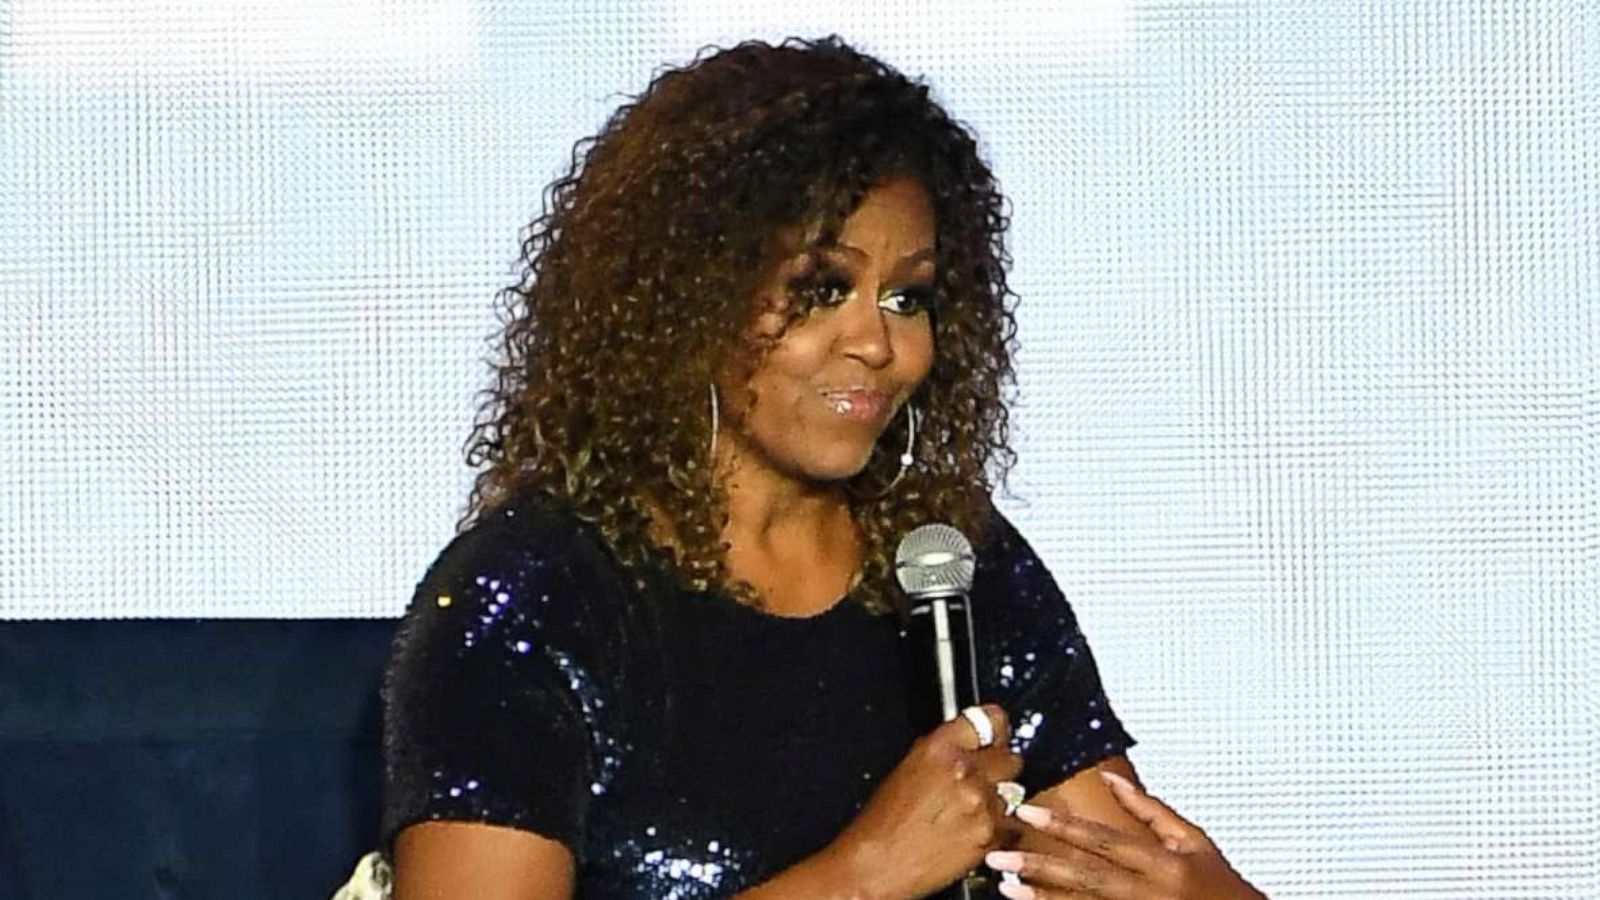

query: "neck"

left=721, top=465, right=851, bottom=555
left=711, top=429, right=861, bottom=562
left=640, top=433, right=862, bottom=574
left=713, top=443, right=866, bottom=614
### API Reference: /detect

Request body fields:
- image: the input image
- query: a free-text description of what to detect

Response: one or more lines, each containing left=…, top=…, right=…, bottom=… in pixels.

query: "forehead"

left=834, top=176, right=936, bottom=252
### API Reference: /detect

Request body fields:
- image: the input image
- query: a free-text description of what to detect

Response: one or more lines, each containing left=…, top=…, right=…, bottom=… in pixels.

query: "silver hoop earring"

left=850, top=403, right=918, bottom=500
left=708, top=382, right=719, bottom=462
left=880, top=403, right=917, bottom=493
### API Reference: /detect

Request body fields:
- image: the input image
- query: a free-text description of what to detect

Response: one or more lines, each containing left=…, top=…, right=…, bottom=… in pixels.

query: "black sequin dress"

left=379, top=490, right=1135, bottom=897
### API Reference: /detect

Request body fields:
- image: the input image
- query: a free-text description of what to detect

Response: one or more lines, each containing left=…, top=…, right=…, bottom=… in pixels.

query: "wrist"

left=811, top=836, right=894, bottom=900
left=728, top=834, right=900, bottom=900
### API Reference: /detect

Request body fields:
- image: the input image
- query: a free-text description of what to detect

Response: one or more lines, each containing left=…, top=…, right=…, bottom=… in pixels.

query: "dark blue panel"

left=0, top=619, right=397, bottom=900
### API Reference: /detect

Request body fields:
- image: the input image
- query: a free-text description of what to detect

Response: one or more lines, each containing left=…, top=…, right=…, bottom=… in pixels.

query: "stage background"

left=2, top=1, right=1595, bottom=896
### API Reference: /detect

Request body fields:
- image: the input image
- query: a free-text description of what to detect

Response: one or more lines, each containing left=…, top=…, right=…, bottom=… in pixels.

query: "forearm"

left=730, top=842, right=890, bottom=900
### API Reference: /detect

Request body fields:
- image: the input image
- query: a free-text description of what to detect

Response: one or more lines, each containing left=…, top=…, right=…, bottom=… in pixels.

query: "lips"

left=821, top=388, right=891, bottom=423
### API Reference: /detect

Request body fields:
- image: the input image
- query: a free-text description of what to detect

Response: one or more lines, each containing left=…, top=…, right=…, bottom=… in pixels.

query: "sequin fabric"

left=380, top=491, right=1135, bottom=897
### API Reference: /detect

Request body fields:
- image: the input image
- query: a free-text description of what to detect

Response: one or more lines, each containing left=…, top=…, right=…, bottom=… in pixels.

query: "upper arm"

left=381, top=507, right=602, bottom=889
left=977, top=515, right=1154, bottom=848
left=393, top=821, right=575, bottom=900
left=1023, top=753, right=1149, bottom=836
left=979, top=510, right=1138, bottom=797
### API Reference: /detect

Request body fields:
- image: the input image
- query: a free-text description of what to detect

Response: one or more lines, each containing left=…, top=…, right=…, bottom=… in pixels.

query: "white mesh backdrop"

left=1, top=1, right=1596, bottom=896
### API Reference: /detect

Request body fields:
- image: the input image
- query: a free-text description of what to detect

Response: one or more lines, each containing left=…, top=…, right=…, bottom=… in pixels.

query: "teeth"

left=831, top=397, right=854, bottom=415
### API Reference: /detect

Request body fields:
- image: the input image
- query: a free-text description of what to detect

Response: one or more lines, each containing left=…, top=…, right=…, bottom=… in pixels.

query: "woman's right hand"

left=821, top=704, right=1024, bottom=900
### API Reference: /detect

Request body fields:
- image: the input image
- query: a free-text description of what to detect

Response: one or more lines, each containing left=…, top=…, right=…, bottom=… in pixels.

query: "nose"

left=833, top=282, right=895, bottom=369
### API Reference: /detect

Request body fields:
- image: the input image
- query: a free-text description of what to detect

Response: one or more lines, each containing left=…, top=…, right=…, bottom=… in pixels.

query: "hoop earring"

left=850, top=403, right=918, bottom=500
left=882, top=403, right=917, bottom=493
left=708, top=382, right=720, bottom=463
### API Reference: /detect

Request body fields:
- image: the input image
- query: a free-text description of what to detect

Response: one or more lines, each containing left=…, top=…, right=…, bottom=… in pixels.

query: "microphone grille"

left=894, top=523, right=976, bottom=600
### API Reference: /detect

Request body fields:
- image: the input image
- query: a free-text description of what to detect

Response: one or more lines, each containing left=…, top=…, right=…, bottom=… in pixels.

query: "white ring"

left=996, top=781, right=1025, bottom=817
left=960, top=706, right=995, bottom=748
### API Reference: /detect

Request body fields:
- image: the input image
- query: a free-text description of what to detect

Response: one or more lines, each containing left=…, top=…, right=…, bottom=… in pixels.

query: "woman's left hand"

left=982, top=770, right=1267, bottom=899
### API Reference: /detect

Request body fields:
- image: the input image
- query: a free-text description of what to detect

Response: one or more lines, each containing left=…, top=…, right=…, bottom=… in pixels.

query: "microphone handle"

left=929, top=595, right=982, bottom=718
left=906, top=593, right=990, bottom=899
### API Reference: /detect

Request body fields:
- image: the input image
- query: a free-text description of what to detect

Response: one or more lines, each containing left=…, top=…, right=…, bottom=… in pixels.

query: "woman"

left=373, top=36, right=1264, bottom=899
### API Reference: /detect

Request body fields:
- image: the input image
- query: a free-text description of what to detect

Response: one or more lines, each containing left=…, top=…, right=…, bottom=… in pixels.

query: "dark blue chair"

left=0, top=618, right=398, bottom=900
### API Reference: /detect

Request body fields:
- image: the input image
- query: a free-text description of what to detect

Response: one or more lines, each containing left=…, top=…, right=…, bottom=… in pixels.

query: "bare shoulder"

left=392, top=820, right=576, bottom=900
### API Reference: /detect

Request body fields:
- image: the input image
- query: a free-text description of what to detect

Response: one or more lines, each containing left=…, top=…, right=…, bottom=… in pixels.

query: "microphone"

left=895, top=523, right=989, bottom=900
left=896, top=523, right=981, bottom=720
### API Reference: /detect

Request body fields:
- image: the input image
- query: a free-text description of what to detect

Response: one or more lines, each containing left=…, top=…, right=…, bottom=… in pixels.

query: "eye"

left=814, top=274, right=855, bottom=307
left=787, top=266, right=855, bottom=310
left=879, top=285, right=936, bottom=317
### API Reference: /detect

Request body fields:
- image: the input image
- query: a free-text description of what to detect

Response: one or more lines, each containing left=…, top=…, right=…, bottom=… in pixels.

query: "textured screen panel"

left=1, top=1, right=1595, bottom=896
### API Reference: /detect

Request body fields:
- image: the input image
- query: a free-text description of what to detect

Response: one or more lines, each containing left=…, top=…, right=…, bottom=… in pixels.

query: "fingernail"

left=1014, top=803, right=1052, bottom=827
left=1099, top=770, right=1138, bottom=792
left=998, top=880, right=1035, bottom=900
left=984, top=849, right=1024, bottom=873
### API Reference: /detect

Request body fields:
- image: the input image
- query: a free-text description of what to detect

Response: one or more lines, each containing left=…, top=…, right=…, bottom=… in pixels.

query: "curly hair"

left=461, top=34, right=1020, bottom=617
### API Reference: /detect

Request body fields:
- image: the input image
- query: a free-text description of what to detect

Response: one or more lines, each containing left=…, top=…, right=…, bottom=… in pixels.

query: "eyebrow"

left=829, top=244, right=937, bottom=272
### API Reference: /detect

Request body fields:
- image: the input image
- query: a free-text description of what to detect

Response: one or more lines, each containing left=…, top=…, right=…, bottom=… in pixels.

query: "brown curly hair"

left=461, top=35, right=1020, bottom=616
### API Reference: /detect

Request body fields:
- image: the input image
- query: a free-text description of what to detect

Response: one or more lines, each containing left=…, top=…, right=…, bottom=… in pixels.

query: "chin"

left=804, top=447, right=877, bottom=484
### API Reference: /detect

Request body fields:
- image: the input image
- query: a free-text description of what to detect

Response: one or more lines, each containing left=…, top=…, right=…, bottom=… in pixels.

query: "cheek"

left=741, top=365, right=837, bottom=452
left=754, top=326, right=833, bottom=388
left=739, top=353, right=817, bottom=419
left=899, top=322, right=937, bottom=380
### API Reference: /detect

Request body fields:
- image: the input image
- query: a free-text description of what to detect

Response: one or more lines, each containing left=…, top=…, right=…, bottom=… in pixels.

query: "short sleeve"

left=379, top=507, right=599, bottom=863
left=975, top=510, right=1137, bottom=797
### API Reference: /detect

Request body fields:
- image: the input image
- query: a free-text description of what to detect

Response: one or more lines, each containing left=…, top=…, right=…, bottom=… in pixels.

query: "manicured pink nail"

left=1014, top=803, right=1052, bottom=827
left=1099, top=770, right=1138, bottom=792
left=997, top=879, right=1035, bottom=900
left=984, top=849, right=1024, bottom=872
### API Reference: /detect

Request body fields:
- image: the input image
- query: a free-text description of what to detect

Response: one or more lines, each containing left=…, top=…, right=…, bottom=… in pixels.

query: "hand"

left=982, top=770, right=1266, bottom=900
left=819, top=704, right=1024, bottom=900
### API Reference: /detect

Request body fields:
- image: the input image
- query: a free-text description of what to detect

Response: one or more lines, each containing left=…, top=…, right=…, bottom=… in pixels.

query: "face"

left=717, top=174, right=937, bottom=489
